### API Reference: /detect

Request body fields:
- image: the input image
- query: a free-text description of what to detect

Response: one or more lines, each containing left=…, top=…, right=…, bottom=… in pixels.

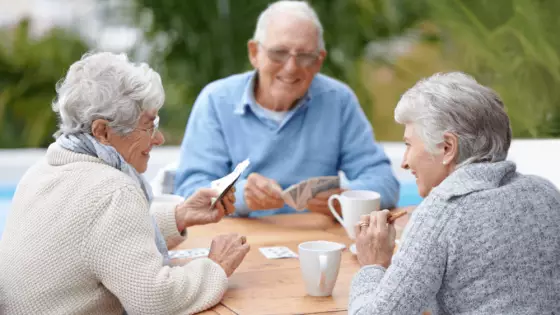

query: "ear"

left=313, top=49, right=327, bottom=71
left=91, top=119, right=111, bottom=145
left=248, top=40, right=259, bottom=68
left=442, top=132, right=459, bottom=165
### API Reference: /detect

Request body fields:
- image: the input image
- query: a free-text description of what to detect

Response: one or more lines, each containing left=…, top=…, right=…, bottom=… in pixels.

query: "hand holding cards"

left=281, top=176, right=340, bottom=211
left=244, top=173, right=284, bottom=211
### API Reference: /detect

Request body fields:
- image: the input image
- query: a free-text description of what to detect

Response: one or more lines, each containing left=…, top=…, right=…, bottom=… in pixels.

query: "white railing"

left=1, top=139, right=559, bottom=188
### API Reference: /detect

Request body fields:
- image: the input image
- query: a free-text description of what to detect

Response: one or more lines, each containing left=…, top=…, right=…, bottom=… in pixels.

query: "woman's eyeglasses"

left=136, top=116, right=160, bottom=139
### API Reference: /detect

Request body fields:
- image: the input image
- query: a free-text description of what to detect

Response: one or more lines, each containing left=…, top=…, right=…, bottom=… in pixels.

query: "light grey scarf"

left=57, top=133, right=170, bottom=266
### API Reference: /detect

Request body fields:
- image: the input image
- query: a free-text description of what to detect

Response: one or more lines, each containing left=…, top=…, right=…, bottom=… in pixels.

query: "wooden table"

left=174, top=207, right=412, bottom=315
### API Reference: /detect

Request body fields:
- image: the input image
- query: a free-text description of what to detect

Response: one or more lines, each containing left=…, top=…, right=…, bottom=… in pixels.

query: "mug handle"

left=328, top=194, right=344, bottom=226
left=318, top=254, right=328, bottom=291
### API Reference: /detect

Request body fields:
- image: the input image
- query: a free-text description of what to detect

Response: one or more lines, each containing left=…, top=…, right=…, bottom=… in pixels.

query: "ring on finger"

left=359, top=221, right=369, bottom=228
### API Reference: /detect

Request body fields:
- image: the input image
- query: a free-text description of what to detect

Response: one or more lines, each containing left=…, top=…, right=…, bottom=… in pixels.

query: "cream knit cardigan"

left=0, top=144, right=228, bottom=314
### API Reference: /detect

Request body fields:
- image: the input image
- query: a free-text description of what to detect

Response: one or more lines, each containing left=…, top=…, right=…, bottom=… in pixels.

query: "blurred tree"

left=0, top=18, right=89, bottom=148
left=427, top=0, right=560, bottom=138
left=120, top=0, right=430, bottom=143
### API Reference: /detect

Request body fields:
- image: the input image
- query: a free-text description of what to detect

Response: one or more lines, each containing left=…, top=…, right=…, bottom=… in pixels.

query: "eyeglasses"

left=136, top=116, right=160, bottom=139
left=258, top=43, right=320, bottom=68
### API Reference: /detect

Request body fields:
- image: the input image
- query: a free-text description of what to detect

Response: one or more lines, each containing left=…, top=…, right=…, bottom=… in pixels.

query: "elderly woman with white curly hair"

left=0, top=52, right=250, bottom=314
left=349, top=72, right=560, bottom=314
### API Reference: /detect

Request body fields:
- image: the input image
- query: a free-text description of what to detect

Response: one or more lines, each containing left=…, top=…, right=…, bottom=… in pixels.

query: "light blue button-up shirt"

left=174, top=71, right=400, bottom=217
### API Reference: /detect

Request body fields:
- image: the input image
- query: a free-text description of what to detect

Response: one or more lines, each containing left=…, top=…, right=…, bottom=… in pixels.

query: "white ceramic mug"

left=328, top=190, right=381, bottom=239
left=298, top=240, right=345, bottom=297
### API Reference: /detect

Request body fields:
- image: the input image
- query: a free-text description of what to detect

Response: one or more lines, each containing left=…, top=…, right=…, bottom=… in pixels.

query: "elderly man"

left=174, top=0, right=399, bottom=217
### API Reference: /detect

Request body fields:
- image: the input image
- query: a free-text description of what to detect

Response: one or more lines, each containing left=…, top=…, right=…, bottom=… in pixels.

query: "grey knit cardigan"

left=349, top=161, right=560, bottom=315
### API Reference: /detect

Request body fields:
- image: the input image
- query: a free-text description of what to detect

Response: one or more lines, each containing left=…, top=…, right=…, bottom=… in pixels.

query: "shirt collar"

left=431, top=160, right=516, bottom=200
left=234, top=70, right=313, bottom=115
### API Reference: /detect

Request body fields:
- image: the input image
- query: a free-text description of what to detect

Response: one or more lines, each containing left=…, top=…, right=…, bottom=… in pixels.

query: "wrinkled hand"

left=208, top=233, right=251, bottom=277
left=306, top=188, right=344, bottom=216
left=175, top=188, right=235, bottom=232
left=354, top=209, right=396, bottom=268
left=244, top=173, right=284, bottom=211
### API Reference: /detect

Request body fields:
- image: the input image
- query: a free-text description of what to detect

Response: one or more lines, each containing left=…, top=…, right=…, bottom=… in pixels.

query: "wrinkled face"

left=107, top=109, right=165, bottom=173
left=401, top=124, right=453, bottom=198
left=248, top=15, right=326, bottom=110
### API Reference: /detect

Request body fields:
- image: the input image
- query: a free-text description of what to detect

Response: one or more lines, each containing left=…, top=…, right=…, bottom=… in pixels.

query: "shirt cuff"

left=233, top=179, right=252, bottom=217
left=150, top=199, right=183, bottom=239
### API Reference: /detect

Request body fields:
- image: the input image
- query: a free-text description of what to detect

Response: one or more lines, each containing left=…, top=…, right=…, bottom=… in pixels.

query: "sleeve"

left=150, top=199, right=182, bottom=239
left=233, top=178, right=251, bottom=217
left=348, top=202, right=450, bottom=314
left=82, top=186, right=228, bottom=315
left=173, top=86, right=232, bottom=199
left=338, top=90, right=400, bottom=209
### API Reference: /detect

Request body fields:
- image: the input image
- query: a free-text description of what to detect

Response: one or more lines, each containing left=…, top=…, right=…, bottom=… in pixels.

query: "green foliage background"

left=0, top=19, right=89, bottom=148
left=1, top=0, right=559, bottom=148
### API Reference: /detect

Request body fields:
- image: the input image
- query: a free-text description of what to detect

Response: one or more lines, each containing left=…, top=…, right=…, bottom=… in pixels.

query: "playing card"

left=259, top=246, right=298, bottom=259
left=210, top=159, right=250, bottom=192
left=296, top=181, right=312, bottom=211
left=310, top=176, right=340, bottom=197
left=281, top=184, right=299, bottom=209
left=168, top=248, right=210, bottom=259
left=210, top=159, right=250, bottom=208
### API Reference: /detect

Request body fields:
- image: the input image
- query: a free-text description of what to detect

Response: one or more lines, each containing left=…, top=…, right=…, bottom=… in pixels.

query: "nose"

left=152, top=130, right=165, bottom=146
left=401, top=156, right=409, bottom=170
left=283, top=55, right=299, bottom=73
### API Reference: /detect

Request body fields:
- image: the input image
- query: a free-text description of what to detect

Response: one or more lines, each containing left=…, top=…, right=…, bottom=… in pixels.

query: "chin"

left=133, top=163, right=148, bottom=174
left=417, top=183, right=431, bottom=198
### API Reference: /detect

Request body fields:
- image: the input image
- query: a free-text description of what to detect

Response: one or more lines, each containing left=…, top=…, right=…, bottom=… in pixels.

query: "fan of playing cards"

left=281, top=176, right=340, bottom=211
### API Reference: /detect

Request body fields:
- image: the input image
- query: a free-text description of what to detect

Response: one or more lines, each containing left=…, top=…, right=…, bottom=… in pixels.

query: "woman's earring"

left=443, top=160, right=447, bottom=165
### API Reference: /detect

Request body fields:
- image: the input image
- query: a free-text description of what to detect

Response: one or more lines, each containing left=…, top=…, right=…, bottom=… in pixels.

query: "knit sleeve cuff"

left=150, top=200, right=182, bottom=239
left=349, top=265, right=386, bottom=311
left=184, top=258, right=229, bottom=313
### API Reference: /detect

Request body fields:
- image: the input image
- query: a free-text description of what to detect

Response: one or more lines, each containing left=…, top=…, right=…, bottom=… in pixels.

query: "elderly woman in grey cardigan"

left=349, top=72, right=560, bottom=314
left=0, top=52, right=250, bottom=314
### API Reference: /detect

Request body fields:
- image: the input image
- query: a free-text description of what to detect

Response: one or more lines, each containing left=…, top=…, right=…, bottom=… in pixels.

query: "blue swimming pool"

left=0, top=186, right=16, bottom=239
left=0, top=181, right=422, bottom=238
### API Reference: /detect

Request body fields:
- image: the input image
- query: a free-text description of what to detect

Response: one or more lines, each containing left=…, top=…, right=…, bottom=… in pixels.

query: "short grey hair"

left=52, top=51, right=165, bottom=137
left=253, top=0, right=325, bottom=50
left=394, top=72, right=512, bottom=166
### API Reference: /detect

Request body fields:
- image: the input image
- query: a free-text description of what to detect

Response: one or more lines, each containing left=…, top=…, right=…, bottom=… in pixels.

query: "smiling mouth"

left=277, top=77, right=300, bottom=85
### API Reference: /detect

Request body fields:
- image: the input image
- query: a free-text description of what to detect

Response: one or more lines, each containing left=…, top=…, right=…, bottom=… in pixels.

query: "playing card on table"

left=168, top=248, right=210, bottom=259
left=259, top=246, right=298, bottom=259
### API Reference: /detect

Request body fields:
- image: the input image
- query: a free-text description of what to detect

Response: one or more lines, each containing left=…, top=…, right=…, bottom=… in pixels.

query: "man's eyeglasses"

left=136, top=116, right=160, bottom=139
left=259, top=43, right=320, bottom=68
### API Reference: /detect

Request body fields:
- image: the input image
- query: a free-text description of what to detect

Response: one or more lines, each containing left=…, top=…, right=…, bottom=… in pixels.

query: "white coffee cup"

left=328, top=190, right=381, bottom=239
left=298, top=240, right=345, bottom=297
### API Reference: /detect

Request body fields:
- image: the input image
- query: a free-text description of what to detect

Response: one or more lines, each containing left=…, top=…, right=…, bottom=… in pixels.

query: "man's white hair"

left=52, top=51, right=165, bottom=137
left=395, top=72, right=512, bottom=166
left=253, top=0, right=325, bottom=50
